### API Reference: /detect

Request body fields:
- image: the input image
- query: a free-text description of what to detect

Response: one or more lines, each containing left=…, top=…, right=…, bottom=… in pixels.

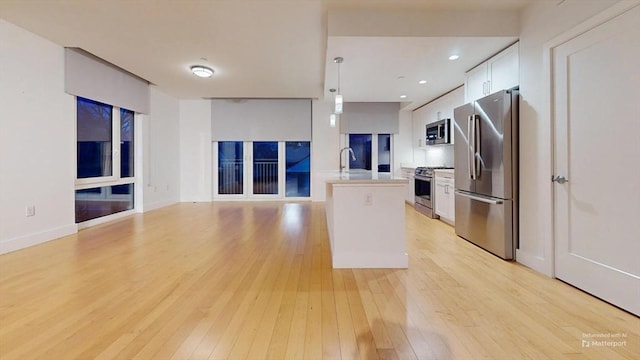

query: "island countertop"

left=324, top=171, right=409, bottom=185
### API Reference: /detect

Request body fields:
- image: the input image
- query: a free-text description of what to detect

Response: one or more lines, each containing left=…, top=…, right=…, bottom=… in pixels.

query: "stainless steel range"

left=414, top=166, right=454, bottom=218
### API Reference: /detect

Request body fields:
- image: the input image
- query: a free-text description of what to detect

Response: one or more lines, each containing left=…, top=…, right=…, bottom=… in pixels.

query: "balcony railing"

left=253, top=160, right=278, bottom=194
left=219, top=160, right=278, bottom=195
left=219, top=160, right=243, bottom=194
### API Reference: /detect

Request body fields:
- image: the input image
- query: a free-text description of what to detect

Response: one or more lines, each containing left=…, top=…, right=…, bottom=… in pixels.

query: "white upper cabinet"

left=412, top=87, right=464, bottom=148
left=412, top=105, right=430, bottom=148
left=488, top=42, right=519, bottom=93
left=465, top=42, right=519, bottom=103
left=465, top=64, right=489, bottom=104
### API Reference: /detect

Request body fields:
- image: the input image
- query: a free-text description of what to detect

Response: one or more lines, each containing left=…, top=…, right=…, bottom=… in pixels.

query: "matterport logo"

left=581, top=332, right=627, bottom=348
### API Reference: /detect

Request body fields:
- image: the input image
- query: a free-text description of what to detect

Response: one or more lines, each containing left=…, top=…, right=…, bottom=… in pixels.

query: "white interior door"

left=553, top=5, right=640, bottom=315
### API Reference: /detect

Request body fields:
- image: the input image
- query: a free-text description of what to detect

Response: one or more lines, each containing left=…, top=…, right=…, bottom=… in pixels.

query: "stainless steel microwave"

left=425, top=119, right=450, bottom=145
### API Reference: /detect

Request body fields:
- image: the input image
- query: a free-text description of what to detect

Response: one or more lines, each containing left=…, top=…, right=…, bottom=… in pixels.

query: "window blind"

left=65, top=48, right=150, bottom=114
left=211, top=99, right=312, bottom=141
left=339, top=102, right=400, bottom=134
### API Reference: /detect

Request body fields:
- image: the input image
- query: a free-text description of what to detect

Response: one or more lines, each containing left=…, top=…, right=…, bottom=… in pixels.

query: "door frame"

left=212, top=141, right=283, bottom=200
left=543, top=0, right=640, bottom=277
left=212, top=141, right=312, bottom=201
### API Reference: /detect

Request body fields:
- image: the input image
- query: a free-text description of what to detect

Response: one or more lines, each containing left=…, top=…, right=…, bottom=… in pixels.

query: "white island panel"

left=326, top=177, right=408, bottom=268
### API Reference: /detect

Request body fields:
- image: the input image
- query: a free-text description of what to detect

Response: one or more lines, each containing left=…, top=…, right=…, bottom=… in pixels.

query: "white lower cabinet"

left=435, top=171, right=455, bottom=223
left=401, top=168, right=415, bottom=204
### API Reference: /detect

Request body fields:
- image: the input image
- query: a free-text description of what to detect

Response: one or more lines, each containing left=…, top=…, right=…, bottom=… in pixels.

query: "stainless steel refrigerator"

left=453, top=89, right=519, bottom=260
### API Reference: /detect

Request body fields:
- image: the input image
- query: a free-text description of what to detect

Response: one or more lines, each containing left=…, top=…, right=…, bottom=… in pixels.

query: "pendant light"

left=329, top=113, right=337, bottom=127
left=329, top=88, right=338, bottom=127
left=333, top=57, right=344, bottom=114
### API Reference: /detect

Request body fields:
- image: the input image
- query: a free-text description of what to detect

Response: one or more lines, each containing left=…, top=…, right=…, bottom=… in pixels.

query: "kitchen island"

left=325, top=171, right=409, bottom=268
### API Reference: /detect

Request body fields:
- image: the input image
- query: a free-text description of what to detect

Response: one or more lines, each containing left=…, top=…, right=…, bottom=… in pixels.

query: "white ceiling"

left=0, top=0, right=531, bottom=109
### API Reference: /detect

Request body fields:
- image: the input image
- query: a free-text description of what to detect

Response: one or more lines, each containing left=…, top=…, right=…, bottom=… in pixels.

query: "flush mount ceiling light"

left=190, top=65, right=214, bottom=78
left=333, top=57, right=344, bottom=114
left=400, top=94, right=407, bottom=99
left=418, top=80, right=427, bottom=84
left=448, top=54, right=460, bottom=61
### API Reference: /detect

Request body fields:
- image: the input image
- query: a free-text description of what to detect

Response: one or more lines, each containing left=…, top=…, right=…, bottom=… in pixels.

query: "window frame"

left=212, top=140, right=312, bottom=201
left=344, top=133, right=394, bottom=175
left=75, top=97, right=136, bottom=187
left=74, top=96, right=137, bottom=225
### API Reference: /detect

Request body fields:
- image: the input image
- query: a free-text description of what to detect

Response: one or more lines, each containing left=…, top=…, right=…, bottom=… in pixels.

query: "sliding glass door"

left=218, top=141, right=244, bottom=195
left=252, top=142, right=278, bottom=195
left=215, top=141, right=309, bottom=200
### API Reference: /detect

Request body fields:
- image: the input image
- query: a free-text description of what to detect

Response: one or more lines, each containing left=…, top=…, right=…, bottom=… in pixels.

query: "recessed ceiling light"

left=190, top=65, right=214, bottom=78
left=448, top=55, right=460, bottom=61
left=400, top=95, right=407, bottom=99
left=418, top=80, right=427, bottom=84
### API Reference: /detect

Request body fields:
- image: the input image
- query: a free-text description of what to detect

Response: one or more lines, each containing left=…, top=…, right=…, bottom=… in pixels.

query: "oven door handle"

left=455, top=190, right=503, bottom=205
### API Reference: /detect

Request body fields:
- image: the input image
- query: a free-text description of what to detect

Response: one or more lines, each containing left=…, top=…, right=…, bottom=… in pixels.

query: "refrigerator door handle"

left=474, top=114, right=481, bottom=179
left=470, top=114, right=477, bottom=180
left=468, top=115, right=474, bottom=179
left=455, top=190, right=504, bottom=205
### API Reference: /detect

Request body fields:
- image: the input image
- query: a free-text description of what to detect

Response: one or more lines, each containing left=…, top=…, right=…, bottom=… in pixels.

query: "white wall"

left=142, top=87, right=181, bottom=211
left=0, top=21, right=183, bottom=254
left=311, top=100, right=341, bottom=201
left=179, top=100, right=212, bottom=202
left=517, top=0, right=620, bottom=275
left=394, top=110, right=414, bottom=171
left=0, top=20, right=76, bottom=254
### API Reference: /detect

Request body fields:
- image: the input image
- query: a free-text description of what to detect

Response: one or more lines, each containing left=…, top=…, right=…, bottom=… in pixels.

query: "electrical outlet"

left=26, top=205, right=36, bottom=217
left=365, top=193, right=373, bottom=206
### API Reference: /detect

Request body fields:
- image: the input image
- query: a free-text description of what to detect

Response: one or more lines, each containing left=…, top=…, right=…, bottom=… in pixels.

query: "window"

left=218, top=141, right=244, bottom=195
left=215, top=141, right=311, bottom=199
left=253, top=142, right=279, bottom=195
left=77, top=97, right=113, bottom=178
left=347, top=133, right=392, bottom=173
left=286, top=142, right=310, bottom=197
left=75, top=97, right=136, bottom=223
left=349, top=134, right=372, bottom=170
left=378, top=134, right=391, bottom=173
left=120, top=108, right=135, bottom=178
left=75, top=184, right=134, bottom=223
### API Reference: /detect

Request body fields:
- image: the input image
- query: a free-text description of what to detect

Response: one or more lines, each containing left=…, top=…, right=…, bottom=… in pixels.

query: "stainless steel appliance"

left=425, top=119, right=451, bottom=145
left=453, top=88, right=519, bottom=260
left=415, top=166, right=454, bottom=218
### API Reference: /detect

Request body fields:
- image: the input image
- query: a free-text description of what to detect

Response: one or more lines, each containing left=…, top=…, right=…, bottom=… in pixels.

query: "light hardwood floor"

left=1, top=202, right=638, bottom=359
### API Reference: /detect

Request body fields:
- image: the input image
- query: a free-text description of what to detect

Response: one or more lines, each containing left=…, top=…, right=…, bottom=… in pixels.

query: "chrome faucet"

left=339, top=147, right=356, bottom=171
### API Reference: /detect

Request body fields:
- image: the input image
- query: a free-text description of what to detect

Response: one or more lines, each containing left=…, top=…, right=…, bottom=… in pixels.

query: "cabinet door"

left=402, top=171, right=415, bottom=204
left=435, top=178, right=448, bottom=217
left=446, top=179, right=455, bottom=222
left=488, top=42, right=519, bottom=93
left=464, top=63, right=488, bottom=103
left=412, top=106, right=427, bottom=148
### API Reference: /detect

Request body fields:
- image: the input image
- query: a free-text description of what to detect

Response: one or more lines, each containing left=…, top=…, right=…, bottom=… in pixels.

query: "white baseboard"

left=0, top=224, right=77, bottom=255
left=516, top=249, right=553, bottom=277
left=332, top=252, right=409, bottom=269
left=142, top=199, right=178, bottom=212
